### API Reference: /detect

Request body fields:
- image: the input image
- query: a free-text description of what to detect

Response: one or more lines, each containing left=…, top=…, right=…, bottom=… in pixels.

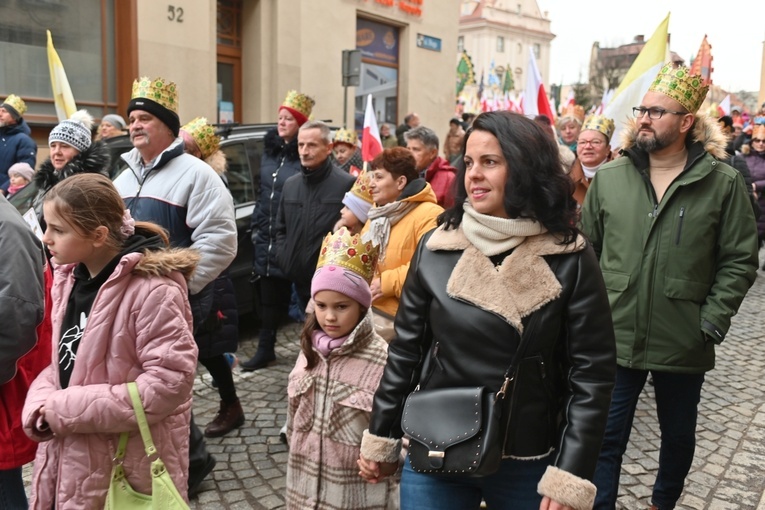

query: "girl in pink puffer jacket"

left=22, top=173, right=199, bottom=509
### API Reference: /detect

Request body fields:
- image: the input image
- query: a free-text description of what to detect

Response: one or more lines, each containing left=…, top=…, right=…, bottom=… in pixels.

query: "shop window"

left=0, top=0, right=118, bottom=123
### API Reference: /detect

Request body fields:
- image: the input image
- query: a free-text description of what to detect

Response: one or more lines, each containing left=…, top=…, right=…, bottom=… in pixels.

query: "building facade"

left=458, top=0, right=554, bottom=97
left=0, top=0, right=461, bottom=143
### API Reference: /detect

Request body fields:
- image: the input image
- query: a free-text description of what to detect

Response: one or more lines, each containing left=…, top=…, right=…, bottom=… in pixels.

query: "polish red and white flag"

left=523, top=48, right=555, bottom=120
left=362, top=94, right=383, bottom=162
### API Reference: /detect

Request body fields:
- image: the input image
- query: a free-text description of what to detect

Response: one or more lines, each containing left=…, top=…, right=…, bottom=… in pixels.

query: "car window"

left=245, top=138, right=263, bottom=198
left=222, top=142, right=253, bottom=205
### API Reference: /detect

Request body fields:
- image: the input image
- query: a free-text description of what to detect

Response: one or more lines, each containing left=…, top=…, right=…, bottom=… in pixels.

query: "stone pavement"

left=23, top=267, right=765, bottom=509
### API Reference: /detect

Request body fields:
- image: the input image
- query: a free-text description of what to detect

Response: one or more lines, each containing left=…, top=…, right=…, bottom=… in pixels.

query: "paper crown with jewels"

left=131, top=77, right=179, bottom=114
left=581, top=114, right=615, bottom=141
left=280, top=90, right=315, bottom=125
left=316, top=227, right=379, bottom=283
left=648, top=62, right=709, bottom=114
left=182, top=117, right=220, bottom=159
left=561, top=104, right=585, bottom=123
left=349, top=170, right=373, bottom=204
left=1, top=94, right=27, bottom=117
left=334, top=128, right=359, bottom=147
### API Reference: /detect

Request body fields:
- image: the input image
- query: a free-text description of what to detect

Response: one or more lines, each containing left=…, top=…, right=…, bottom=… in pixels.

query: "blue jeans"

left=401, top=455, right=551, bottom=510
left=0, top=467, right=28, bottom=510
left=593, top=366, right=705, bottom=510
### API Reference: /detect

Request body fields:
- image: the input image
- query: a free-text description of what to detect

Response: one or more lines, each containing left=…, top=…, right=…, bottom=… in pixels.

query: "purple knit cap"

left=311, top=264, right=372, bottom=308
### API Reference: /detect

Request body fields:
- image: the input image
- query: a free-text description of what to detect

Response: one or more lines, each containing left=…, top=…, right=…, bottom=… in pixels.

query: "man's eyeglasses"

left=632, top=107, right=688, bottom=120
left=752, top=138, right=765, bottom=144
left=577, top=139, right=604, bottom=148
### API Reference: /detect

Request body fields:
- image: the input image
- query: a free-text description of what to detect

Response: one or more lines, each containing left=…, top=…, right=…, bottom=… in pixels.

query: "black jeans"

left=199, top=354, right=237, bottom=403
left=258, top=276, right=292, bottom=330
left=593, top=366, right=705, bottom=509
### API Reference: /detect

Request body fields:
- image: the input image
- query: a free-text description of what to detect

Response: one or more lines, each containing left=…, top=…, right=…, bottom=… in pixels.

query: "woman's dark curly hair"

left=370, top=147, right=419, bottom=183
left=440, top=111, right=578, bottom=243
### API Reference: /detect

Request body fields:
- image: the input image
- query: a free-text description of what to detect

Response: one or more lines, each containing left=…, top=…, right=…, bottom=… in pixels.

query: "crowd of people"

left=0, top=60, right=762, bottom=510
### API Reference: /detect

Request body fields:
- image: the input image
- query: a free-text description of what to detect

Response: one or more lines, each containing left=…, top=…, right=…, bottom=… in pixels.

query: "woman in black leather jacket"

left=358, top=111, right=616, bottom=510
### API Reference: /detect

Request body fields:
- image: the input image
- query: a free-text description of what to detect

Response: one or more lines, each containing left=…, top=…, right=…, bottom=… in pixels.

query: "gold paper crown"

left=334, top=128, right=358, bottom=146
left=648, top=62, right=709, bottom=114
left=349, top=170, right=374, bottom=204
left=753, top=124, right=765, bottom=141
left=131, top=77, right=179, bottom=114
left=1, top=94, right=27, bottom=116
left=582, top=115, right=615, bottom=141
left=281, top=90, right=314, bottom=119
left=181, top=117, right=220, bottom=159
left=316, top=227, right=379, bottom=283
left=562, top=104, right=585, bottom=123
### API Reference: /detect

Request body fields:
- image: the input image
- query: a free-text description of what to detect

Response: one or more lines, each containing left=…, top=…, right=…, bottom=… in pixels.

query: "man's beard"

left=635, top=126, right=677, bottom=153
left=0, top=120, right=6, bottom=128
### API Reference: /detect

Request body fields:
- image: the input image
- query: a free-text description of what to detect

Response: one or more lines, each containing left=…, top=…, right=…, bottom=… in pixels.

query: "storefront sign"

left=371, top=0, right=423, bottom=17
left=356, top=18, right=399, bottom=67
left=416, top=33, right=441, bottom=52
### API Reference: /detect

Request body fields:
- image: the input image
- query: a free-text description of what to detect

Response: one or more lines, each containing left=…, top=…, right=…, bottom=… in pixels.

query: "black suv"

left=14, top=123, right=278, bottom=317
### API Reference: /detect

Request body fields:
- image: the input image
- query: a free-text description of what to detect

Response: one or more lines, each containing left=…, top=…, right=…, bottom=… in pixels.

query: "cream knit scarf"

left=461, top=203, right=546, bottom=257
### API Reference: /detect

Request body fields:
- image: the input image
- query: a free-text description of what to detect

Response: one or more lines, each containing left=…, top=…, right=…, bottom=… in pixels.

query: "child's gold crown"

left=181, top=117, right=220, bottom=159
left=316, top=227, right=378, bottom=283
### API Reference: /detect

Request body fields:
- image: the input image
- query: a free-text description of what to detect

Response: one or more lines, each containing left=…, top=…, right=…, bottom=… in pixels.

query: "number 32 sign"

left=168, top=5, right=184, bottom=22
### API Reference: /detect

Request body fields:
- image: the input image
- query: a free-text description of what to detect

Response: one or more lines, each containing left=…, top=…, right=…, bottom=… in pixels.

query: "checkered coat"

left=286, top=311, right=398, bottom=509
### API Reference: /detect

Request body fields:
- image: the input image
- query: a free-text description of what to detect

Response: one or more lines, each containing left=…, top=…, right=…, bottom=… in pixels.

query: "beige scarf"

left=461, top=203, right=546, bottom=257
left=362, top=200, right=418, bottom=262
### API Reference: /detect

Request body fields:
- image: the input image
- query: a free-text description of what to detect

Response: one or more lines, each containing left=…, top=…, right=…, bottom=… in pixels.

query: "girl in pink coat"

left=22, top=173, right=199, bottom=509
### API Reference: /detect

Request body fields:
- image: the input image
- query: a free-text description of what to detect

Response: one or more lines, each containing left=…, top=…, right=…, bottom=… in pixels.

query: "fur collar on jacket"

left=619, top=114, right=728, bottom=160
left=35, top=140, right=110, bottom=191
left=264, top=128, right=299, bottom=161
left=427, top=225, right=585, bottom=332
left=131, top=248, right=200, bottom=282
left=204, top=149, right=227, bottom=176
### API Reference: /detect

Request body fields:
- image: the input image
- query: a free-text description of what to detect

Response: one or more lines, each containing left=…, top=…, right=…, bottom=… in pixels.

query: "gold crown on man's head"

left=1, top=94, right=27, bottom=116
left=349, top=170, right=374, bottom=204
left=131, top=77, right=179, bottom=114
left=582, top=115, right=615, bottom=141
left=334, top=128, right=358, bottom=147
left=182, top=117, right=220, bottom=159
left=648, top=62, right=709, bottom=114
left=281, top=90, right=315, bottom=119
left=316, top=227, right=379, bottom=283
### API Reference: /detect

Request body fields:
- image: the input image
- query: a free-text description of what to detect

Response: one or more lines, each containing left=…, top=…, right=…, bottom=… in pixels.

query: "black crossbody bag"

left=401, top=302, right=543, bottom=477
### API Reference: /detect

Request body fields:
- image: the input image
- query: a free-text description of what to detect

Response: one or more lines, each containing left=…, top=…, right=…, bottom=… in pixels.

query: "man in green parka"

left=582, top=63, right=758, bottom=510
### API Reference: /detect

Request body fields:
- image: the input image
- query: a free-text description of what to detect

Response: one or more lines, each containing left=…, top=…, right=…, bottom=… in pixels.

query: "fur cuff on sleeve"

left=537, top=465, right=596, bottom=510
left=360, top=429, right=401, bottom=464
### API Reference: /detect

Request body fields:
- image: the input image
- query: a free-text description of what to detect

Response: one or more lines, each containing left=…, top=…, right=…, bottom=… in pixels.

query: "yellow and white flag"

left=46, top=30, right=77, bottom=121
left=604, top=14, right=670, bottom=149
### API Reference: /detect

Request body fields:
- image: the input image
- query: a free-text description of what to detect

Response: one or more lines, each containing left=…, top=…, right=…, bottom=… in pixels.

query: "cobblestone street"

left=24, top=266, right=765, bottom=509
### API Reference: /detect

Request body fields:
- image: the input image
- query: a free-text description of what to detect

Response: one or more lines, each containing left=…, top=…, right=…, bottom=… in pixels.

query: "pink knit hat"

left=311, top=265, right=372, bottom=308
left=310, top=227, right=378, bottom=308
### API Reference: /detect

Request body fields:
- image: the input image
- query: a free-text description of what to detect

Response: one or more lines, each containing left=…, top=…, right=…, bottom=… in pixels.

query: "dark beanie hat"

left=127, top=97, right=180, bottom=137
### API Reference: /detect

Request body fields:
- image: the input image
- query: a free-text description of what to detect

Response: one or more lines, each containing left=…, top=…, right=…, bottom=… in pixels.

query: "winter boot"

left=240, top=329, right=277, bottom=371
left=204, top=399, right=245, bottom=438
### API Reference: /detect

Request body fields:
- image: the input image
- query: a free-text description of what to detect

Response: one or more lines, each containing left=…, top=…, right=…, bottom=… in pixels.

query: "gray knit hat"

left=101, top=114, right=126, bottom=131
left=49, top=110, right=93, bottom=153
